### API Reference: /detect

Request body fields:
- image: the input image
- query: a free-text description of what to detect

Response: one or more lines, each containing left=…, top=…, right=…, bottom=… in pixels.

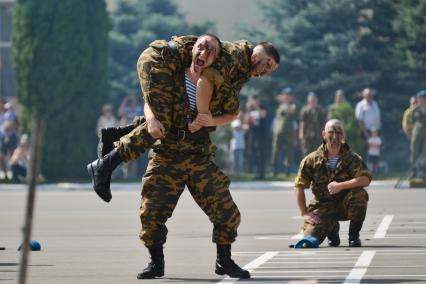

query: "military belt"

left=169, top=126, right=210, bottom=142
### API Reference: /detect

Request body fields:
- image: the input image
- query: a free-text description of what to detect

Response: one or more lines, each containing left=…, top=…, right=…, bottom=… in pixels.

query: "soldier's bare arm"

left=144, top=102, right=165, bottom=139
left=196, top=112, right=239, bottom=127
left=188, top=75, right=214, bottom=133
left=295, top=185, right=321, bottom=225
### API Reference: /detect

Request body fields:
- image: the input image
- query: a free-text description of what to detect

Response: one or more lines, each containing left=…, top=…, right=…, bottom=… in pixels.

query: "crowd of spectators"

left=227, top=87, right=387, bottom=178
left=0, top=97, right=30, bottom=183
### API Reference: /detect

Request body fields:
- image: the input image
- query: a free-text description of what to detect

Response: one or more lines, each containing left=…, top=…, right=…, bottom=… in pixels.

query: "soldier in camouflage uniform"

left=87, top=34, right=280, bottom=279
left=299, top=92, right=326, bottom=158
left=294, top=119, right=372, bottom=247
left=271, top=88, right=297, bottom=175
left=410, top=90, right=426, bottom=178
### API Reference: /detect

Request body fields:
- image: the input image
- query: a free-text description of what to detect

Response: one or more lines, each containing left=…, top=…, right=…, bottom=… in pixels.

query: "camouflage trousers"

left=410, top=129, right=426, bottom=164
left=115, top=116, right=154, bottom=162
left=302, top=188, right=369, bottom=244
left=271, top=131, right=294, bottom=172
left=139, top=150, right=241, bottom=248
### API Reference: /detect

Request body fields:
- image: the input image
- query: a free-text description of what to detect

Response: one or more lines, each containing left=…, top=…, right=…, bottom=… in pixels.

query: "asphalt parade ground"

left=1, top=181, right=426, bottom=284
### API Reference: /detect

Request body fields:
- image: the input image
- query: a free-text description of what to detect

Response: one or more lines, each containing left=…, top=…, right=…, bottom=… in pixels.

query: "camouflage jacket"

left=202, top=40, right=253, bottom=117
left=294, top=143, right=372, bottom=201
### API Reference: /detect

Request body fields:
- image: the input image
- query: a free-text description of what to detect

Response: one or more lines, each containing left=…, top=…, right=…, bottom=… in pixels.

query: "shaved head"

left=324, top=119, right=344, bottom=134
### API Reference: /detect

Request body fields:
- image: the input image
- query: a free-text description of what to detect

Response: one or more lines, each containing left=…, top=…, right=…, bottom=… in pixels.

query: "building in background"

left=0, top=0, right=15, bottom=99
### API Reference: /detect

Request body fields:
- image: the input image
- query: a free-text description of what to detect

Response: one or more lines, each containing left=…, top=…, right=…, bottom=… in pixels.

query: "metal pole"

left=18, top=118, right=44, bottom=284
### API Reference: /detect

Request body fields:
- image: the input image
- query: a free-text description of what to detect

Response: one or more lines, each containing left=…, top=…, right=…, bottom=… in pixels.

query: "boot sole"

left=137, top=273, right=164, bottom=279
left=215, top=268, right=250, bottom=279
left=86, top=163, right=111, bottom=203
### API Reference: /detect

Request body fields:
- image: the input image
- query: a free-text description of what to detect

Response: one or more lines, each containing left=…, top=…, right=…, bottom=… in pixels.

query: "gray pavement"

left=1, top=182, right=426, bottom=283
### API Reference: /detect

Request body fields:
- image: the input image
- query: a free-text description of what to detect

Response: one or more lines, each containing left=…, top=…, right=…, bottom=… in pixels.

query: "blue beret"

left=281, top=87, right=292, bottom=94
left=417, top=90, right=426, bottom=97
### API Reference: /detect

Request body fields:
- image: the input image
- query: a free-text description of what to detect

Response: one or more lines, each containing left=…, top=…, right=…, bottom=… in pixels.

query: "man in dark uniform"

left=294, top=119, right=372, bottom=247
left=410, top=90, right=426, bottom=178
left=271, top=88, right=297, bottom=176
left=87, top=34, right=280, bottom=279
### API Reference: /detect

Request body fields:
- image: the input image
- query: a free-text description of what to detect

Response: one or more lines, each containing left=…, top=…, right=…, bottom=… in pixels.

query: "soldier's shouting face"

left=192, top=35, right=220, bottom=73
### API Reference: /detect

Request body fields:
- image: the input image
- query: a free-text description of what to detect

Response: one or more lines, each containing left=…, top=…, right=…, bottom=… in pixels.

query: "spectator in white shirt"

left=230, top=116, right=246, bottom=175
left=355, top=88, right=381, bottom=138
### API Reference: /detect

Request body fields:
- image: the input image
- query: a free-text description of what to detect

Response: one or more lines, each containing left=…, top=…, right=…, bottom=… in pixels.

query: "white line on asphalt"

left=374, top=215, right=394, bottom=238
left=268, top=261, right=356, bottom=264
left=343, top=250, right=376, bottom=284
left=382, top=235, right=426, bottom=239
left=217, top=251, right=278, bottom=284
left=243, top=274, right=426, bottom=278
left=271, top=253, right=360, bottom=256
left=236, top=249, right=426, bottom=253
left=261, top=264, right=426, bottom=268
left=393, top=221, right=426, bottom=224
left=253, top=270, right=350, bottom=273
left=273, top=257, right=359, bottom=260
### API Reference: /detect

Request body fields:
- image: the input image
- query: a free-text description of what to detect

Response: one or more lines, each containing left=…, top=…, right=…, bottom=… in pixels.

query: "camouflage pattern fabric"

left=139, top=149, right=241, bottom=246
left=300, top=106, right=326, bottom=157
left=271, top=104, right=296, bottom=170
left=295, top=143, right=372, bottom=244
left=410, top=106, right=426, bottom=163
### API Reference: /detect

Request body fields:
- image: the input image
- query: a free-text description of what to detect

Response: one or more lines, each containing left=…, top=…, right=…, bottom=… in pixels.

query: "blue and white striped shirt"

left=185, top=73, right=197, bottom=111
left=327, top=156, right=340, bottom=170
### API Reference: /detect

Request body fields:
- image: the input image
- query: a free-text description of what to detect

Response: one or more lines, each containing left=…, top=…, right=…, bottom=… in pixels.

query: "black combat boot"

left=215, top=244, right=250, bottom=279
left=86, top=149, right=123, bottom=202
left=349, top=221, right=363, bottom=247
left=97, top=123, right=136, bottom=158
left=137, top=246, right=165, bottom=279
left=327, top=222, right=341, bottom=247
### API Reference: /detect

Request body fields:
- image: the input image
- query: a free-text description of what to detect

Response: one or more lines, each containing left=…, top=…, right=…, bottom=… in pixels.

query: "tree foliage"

left=13, top=0, right=109, bottom=179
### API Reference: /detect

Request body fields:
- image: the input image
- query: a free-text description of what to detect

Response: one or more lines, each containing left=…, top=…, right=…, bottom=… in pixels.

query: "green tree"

left=13, top=0, right=109, bottom=179
left=241, top=0, right=397, bottom=98
left=109, top=0, right=213, bottom=105
left=391, top=0, right=426, bottom=90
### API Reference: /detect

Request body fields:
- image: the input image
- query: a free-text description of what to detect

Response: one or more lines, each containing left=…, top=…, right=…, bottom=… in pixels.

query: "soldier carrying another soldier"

left=87, top=34, right=280, bottom=279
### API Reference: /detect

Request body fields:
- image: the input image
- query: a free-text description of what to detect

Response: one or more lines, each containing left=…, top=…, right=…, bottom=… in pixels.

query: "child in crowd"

left=367, top=129, right=382, bottom=173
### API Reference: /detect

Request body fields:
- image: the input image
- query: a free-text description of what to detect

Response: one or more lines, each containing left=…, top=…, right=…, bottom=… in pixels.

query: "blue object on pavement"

left=17, top=240, right=41, bottom=251
left=294, top=235, right=319, bottom=248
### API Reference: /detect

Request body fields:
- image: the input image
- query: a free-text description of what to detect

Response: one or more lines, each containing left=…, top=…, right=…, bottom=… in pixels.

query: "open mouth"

left=196, top=59, right=205, bottom=67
